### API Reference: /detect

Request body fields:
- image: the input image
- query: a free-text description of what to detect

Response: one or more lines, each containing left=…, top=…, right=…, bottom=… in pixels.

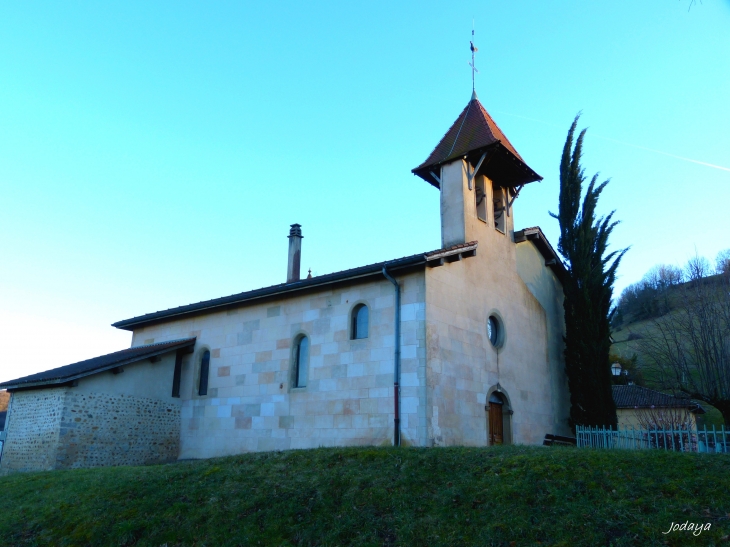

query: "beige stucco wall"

left=514, top=239, right=571, bottom=437
left=130, top=273, right=427, bottom=459
left=74, top=353, right=179, bottom=400
left=616, top=408, right=698, bottom=429
left=0, top=355, right=182, bottom=473
left=425, top=160, right=570, bottom=446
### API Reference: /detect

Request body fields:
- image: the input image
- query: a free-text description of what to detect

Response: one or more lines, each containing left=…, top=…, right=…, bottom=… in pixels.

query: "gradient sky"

left=1, top=1, right=729, bottom=383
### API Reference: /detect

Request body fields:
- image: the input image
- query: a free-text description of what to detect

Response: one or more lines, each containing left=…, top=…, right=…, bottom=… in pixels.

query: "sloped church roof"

left=412, top=92, right=542, bottom=189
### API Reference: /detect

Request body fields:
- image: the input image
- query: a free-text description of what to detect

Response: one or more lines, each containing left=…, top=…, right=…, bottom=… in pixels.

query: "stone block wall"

left=130, top=272, right=427, bottom=459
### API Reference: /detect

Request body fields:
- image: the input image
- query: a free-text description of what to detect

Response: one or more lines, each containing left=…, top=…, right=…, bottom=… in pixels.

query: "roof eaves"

left=514, top=227, right=567, bottom=283
left=113, top=252, right=430, bottom=331
left=0, top=338, right=196, bottom=390
left=611, top=385, right=706, bottom=414
left=417, top=141, right=500, bottom=178
left=425, top=241, right=478, bottom=261
left=413, top=142, right=542, bottom=189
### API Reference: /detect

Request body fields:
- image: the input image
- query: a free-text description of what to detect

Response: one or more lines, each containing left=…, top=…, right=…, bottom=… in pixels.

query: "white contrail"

left=494, top=110, right=730, bottom=173
left=591, top=135, right=730, bottom=172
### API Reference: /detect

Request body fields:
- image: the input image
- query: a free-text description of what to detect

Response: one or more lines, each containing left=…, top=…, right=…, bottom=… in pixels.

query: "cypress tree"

left=552, top=115, right=627, bottom=429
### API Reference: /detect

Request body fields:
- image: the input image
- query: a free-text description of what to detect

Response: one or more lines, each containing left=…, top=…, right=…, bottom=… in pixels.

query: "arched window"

left=294, top=336, right=310, bottom=388
left=198, top=350, right=210, bottom=396
left=351, top=304, right=369, bottom=340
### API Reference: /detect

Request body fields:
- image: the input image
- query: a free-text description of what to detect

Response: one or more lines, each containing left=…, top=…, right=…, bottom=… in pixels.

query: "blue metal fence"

left=576, top=425, right=729, bottom=453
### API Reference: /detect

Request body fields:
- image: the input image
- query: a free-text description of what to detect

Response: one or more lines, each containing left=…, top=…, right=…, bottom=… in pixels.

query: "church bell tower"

left=412, top=90, right=542, bottom=248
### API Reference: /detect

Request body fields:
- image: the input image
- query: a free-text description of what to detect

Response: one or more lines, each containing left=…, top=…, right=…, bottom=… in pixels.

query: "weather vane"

left=469, top=22, right=478, bottom=93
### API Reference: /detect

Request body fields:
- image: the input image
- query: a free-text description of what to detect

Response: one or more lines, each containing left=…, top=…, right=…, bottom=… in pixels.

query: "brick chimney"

left=287, top=224, right=302, bottom=283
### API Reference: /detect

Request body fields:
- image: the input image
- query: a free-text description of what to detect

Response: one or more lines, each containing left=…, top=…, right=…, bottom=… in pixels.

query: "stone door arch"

left=486, top=387, right=513, bottom=446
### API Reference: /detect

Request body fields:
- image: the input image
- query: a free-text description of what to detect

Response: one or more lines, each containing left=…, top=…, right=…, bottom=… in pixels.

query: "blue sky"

left=1, top=1, right=729, bottom=382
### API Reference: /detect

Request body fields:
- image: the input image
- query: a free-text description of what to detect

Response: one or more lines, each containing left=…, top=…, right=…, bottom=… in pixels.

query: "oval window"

left=488, top=315, right=501, bottom=347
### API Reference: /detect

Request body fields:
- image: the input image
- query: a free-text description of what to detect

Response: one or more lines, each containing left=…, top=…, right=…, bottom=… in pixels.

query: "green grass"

left=611, top=317, right=663, bottom=387
left=612, top=317, right=662, bottom=356
left=1, top=445, right=729, bottom=546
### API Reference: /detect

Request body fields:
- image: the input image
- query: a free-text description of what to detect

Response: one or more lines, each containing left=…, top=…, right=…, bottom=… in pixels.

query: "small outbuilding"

left=0, top=339, right=195, bottom=473
left=612, top=385, right=705, bottom=429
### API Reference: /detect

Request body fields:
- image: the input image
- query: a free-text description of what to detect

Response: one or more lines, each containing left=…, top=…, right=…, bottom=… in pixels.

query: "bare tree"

left=635, top=406, right=695, bottom=431
left=716, top=249, right=730, bottom=276
left=641, top=256, right=730, bottom=425
left=647, top=264, right=684, bottom=289
left=635, top=405, right=697, bottom=451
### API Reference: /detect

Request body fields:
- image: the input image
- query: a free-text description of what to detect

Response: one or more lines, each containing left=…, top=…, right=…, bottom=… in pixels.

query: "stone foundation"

left=0, top=389, right=180, bottom=474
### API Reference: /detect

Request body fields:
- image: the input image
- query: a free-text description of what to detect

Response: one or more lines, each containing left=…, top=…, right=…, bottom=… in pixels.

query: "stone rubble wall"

left=0, top=388, right=65, bottom=473
left=56, top=391, right=180, bottom=469
left=0, top=388, right=180, bottom=473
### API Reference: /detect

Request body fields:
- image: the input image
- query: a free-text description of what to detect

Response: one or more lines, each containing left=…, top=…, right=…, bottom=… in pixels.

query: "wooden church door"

left=488, top=394, right=504, bottom=445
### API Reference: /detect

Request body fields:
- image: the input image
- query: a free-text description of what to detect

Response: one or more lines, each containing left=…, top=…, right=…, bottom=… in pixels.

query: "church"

left=0, top=90, right=571, bottom=473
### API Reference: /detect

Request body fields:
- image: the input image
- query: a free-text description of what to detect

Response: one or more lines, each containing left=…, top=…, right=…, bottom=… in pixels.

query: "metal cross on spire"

left=469, top=23, right=479, bottom=93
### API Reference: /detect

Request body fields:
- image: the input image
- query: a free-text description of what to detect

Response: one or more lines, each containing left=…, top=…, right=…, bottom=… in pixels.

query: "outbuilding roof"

left=0, top=338, right=196, bottom=391
left=612, top=385, right=705, bottom=414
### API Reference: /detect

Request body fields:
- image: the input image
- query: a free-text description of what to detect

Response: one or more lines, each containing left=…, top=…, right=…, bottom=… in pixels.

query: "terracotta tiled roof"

left=412, top=94, right=541, bottom=188
left=416, top=95, right=523, bottom=169
left=612, top=385, right=705, bottom=413
left=0, top=338, right=196, bottom=390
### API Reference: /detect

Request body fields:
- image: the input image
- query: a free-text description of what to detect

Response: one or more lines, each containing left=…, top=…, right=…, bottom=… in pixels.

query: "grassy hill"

left=2, top=445, right=730, bottom=546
